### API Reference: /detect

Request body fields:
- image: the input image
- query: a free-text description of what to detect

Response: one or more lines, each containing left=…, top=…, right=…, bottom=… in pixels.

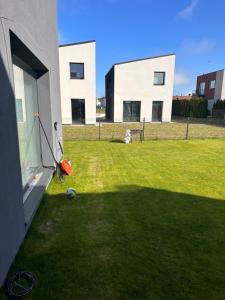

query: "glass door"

left=123, top=101, right=141, bottom=122
left=131, top=102, right=141, bottom=122
left=13, top=64, right=42, bottom=191
left=71, top=99, right=85, bottom=123
left=152, top=101, right=163, bottom=122
left=123, top=101, right=132, bottom=122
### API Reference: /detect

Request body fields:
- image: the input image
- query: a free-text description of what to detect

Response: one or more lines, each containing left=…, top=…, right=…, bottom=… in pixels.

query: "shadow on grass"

left=2, top=185, right=225, bottom=300
left=172, top=117, right=225, bottom=128
left=111, top=139, right=124, bottom=143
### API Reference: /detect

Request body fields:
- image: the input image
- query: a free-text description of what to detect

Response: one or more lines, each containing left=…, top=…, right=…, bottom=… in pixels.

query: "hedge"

left=172, top=96, right=208, bottom=118
left=213, top=99, right=225, bottom=109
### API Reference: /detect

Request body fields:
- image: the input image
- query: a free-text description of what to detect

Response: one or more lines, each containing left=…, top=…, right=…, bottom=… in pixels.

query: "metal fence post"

left=186, top=117, right=190, bottom=140
left=143, top=117, right=145, bottom=141
left=99, top=121, right=101, bottom=141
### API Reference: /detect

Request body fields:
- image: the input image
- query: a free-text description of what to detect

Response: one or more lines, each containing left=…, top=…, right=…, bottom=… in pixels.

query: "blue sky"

left=58, top=0, right=225, bottom=97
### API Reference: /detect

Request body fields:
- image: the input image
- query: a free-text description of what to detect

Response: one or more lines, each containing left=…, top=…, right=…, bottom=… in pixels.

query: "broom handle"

left=34, top=113, right=59, bottom=166
left=54, top=122, right=64, bottom=157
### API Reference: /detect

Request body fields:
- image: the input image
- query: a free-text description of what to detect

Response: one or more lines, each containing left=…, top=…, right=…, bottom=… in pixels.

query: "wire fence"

left=63, top=117, right=225, bottom=142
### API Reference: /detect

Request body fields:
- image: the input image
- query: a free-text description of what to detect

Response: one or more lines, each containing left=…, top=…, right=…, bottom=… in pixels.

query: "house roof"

left=113, top=53, right=175, bottom=67
left=59, top=40, right=96, bottom=48
left=106, top=53, right=175, bottom=76
left=197, top=69, right=225, bottom=77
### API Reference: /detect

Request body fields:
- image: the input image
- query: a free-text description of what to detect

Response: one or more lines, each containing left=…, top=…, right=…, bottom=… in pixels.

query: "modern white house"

left=105, top=54, right=176, bottom=123
left=196, top=69, right=225, bottom=111
left=59, top=41, right=96, bottom=124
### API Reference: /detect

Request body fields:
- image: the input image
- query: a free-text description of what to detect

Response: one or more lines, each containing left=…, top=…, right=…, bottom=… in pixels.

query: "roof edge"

left=197, top=69, right=225, bottom=77
left=113, top=53, right=176, bottom=67
left=59, top=40, right=96, bottom=48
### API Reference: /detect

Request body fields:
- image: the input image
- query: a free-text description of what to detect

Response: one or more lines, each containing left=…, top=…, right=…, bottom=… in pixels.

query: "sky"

left=58, top=0, right=225, bottom=97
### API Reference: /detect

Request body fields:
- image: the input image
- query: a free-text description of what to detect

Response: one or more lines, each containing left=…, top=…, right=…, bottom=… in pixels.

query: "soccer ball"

left=66, top=188, right=77, bottom=200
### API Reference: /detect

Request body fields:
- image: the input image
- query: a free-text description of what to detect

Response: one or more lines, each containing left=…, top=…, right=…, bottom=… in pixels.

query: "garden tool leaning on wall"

left=34, top=113, right=73, bottom=181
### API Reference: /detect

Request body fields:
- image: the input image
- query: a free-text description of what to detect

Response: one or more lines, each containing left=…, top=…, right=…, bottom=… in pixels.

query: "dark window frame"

left=152, top=100, right=164, bottom=122
left=71, top=98, right=86, bottom=123
left=123, top=100, right=141, bottom=122
left=209, top=80, right=216, bottom=89
left=154, top=72, right=166, bottom=86
left=70, top=62, right=85, bottom=80
left=199, top=81, right=205, bottom=95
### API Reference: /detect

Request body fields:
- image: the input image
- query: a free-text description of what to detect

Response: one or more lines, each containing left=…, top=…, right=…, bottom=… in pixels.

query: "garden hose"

left=6, top=271, right=36, bottom=298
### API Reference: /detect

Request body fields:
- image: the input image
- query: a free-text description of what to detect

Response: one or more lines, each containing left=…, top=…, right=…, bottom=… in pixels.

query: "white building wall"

left=214, top=70, right=225, bottom=101
left=113, top=55, right=175, bottom=122
left=59, top=42, right=96, bottom=124
left=218, top=70, right=225, bottom=100
left=221, top=71, right=225, bottom=100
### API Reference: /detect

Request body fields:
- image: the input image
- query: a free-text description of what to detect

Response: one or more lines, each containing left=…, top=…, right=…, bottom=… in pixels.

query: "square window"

left=209, top=80, right=216, bottom=89
left=70, top=63, right=84, bottom=79
left=154, top=72, right=165, bottom=85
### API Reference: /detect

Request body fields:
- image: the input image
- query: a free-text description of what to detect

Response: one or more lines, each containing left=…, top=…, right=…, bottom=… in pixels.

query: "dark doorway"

left=71, top=99, right=85, bottom=123
left=152, top=101, right=163, bottom=122
left=123, top=101, right=141, bottom=122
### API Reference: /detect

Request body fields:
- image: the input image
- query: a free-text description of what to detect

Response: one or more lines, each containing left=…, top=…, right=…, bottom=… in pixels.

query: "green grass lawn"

left=2, top=140, right=225, bottom=299
left=63, top=118, right=225, bottom=141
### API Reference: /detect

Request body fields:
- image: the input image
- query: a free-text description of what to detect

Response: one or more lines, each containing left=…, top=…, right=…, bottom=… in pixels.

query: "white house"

left=105, top=54, right=176, bottom=123
left=59, top=41, right=96, bottom=124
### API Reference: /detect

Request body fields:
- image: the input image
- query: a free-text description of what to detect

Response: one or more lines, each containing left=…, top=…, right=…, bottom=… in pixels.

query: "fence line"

left=63, top=117, right=225, bottom=142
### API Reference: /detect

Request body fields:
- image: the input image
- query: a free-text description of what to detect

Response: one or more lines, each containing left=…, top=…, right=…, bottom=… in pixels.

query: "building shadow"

left=172, top=116, right=225, bottom=128
left=3, top=184, right=225, bottom=299
left=110, top=139, right=124, bottom=143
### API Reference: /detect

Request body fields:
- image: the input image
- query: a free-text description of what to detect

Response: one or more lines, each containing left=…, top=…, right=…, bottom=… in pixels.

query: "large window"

left=123, top=101, right=141, bottom=122
left=199, top=82, right=205, bottom=95
left=15, top=98, right=24, bottom=122
left=154, top=72, right=165, bottom=85
left=70, top=63, right=84, bottom=79
left=13, top=64, right=42, bottom=191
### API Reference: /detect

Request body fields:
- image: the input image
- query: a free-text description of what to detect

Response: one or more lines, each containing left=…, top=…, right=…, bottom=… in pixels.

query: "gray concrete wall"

left=0, top=0, right=62, bottom=286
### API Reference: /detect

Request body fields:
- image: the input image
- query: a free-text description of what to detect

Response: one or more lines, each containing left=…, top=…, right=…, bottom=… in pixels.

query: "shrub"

left=172, top=96, right=208, bottom=118
left=172, top=100, right=190, bottom=117
left=213, top=99, right=225, bottom=109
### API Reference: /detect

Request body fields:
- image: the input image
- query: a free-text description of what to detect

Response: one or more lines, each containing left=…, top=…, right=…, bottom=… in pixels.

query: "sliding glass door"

left=123, top=101, right=141, bottom=122
left=13, top=64, right=42, bottom=190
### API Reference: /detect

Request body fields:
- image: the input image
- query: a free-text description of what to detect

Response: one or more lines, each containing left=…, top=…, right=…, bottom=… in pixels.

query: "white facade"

left=209, top=70, right=225, bottom=111
left=215, top=70, right=225, bottom=101
left=59, top=41, right=96, bottom=124
left=106, top=54, right=176, bottom=123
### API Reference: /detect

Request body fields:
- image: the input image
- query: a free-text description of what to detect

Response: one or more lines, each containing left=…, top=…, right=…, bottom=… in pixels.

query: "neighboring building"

left=196, top=70, right=225, bottom=111
left=59, top=41, right=96, bottom=125
left=97, top=97, right=106, bottom=108
left=173, top=95, right=192, bottom=101
left=0, top=0, right=62, bottom=286
left=105, top=54, right=176, bottom=123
